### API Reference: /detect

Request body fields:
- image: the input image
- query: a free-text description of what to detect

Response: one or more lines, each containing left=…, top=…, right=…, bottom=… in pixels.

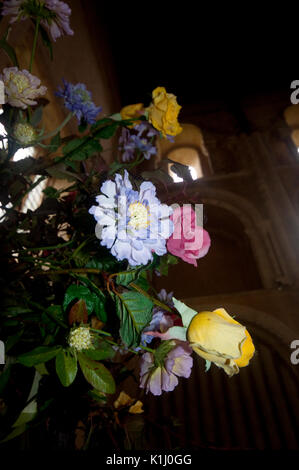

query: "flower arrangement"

left=0, top=1, right=255, bottom=449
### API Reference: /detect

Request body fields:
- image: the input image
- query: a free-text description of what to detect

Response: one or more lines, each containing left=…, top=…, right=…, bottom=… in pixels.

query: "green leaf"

left=94, top=123, right=118, bottom=139
left=78, top=354, right=115, bottom=394
left=118, top=291, right=153, bottom=348
left=0, top=366, right=11, bottom=394
left=116, top=269, right=141, bottom=287
left=68, top=299, right=88, bottom=325
left=92, top=294, right=107, bottom=323
left=17, top=346, right=62, bottom=367
left=5, top=330, right=24, bottom=352
left=39, top=24, right=53, bottom=60
left=30, top=106, right=43, bottom=126
left=172, top=297, right=197, bottom=328
left=62, top=137, right=102, bottom=162
left=63, top=284, right=94, bottom=314
left=205, top=360, right=211, bottom=372
left=55, top=349, right=77, bottom=387
left=83, top=341, right=115, bottom=361
left=43, top=186, right=60, bottom=199
left=0, top=37, right=18, bottom=66
left=0, top=424, right=27, bottom=443
left=49, top=132, right=61, bottom=151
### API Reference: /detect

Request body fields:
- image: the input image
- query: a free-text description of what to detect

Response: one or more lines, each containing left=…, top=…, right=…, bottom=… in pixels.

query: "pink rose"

left=166, top=206, right=211, bottom=266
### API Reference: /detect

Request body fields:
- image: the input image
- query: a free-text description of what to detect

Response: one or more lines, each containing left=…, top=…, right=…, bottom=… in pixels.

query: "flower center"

left=68, top=326, right=92, bottom=351
left=10, top=73, right=29, bottom=93
left=14, top=123, right=36, bottom=145
left=74, top=88, right=90, bottom=103
left=128, top=202, right=149, bottom=230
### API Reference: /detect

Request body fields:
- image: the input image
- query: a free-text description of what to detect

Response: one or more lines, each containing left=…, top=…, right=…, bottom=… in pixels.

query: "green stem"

left=39, top=112, right=74, bottom=141
left=29, top=18, right=40, bottom=73
left=36, top=268, right=101, bottom=275
left=90, top=328, right=155, bottom=354
left=12, top=239, right=75, bottom=253
left=90, top=328, right=112, bottom=337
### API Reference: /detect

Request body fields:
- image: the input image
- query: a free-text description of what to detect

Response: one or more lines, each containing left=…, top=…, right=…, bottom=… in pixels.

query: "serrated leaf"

left=78, top=354, right=115, bottom=393
left=62, top=137, right=102, bottom=162
left=17, top=346, right=62, bottom=367
left=55, top=349, right=77, bottom=387
left=116, top=269, right=141, bottom=287
left=118, top=291, right=153, bottom=348
left=68, top=299, right=88, bottom=325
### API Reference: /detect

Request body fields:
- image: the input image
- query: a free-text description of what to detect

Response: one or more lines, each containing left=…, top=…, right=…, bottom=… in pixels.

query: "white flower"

left=68, top=326, right=92, bottom=351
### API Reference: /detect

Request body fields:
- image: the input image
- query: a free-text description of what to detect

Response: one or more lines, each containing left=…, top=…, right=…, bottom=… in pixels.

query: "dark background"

left=96, top=5, right=296, bottom=108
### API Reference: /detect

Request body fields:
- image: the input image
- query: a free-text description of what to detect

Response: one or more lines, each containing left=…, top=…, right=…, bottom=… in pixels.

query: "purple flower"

left=141, top=310, right=173, bottom=346
left=139, top=341, right=193, bottom=395
left=56, top=79, right=102, bottom=124
left=119, top=122, right=158, bottom=162
left=2, top=0, right=74, bottom=41
left=89, top=170, right=173, bottom=266
left=157, top=289, right=174, bottom=307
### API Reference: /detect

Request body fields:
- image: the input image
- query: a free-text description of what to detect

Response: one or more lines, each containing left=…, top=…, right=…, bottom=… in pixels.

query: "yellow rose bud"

left=187, top=308, right=255, bottom=376
left=147, top=86, right=182, bottom=138
left=120, top=103, right=144, bottom=127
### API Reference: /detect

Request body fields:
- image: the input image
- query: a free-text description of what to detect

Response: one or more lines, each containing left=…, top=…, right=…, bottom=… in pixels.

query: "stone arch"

left=185, top=186, right=286, bottom=289
left=156, top=123, right=213, bottom=176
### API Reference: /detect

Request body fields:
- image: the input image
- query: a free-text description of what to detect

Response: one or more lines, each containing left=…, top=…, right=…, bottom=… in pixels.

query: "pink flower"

left=166, top=205, right=211, bottom=267
left=139, top=341, right=193, bottom=396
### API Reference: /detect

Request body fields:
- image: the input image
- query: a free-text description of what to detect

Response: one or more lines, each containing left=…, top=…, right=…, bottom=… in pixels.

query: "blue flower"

left=56, top=79, right=102, bottom=124
left=119, top=122, right=158, bottom=162
left=89, top=170, right=173, bottom=266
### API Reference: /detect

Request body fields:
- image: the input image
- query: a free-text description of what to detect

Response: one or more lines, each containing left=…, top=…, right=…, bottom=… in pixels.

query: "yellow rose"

left=187, top=308, right=255, bottom=376
left=147, top=86, right=182, bottom=137
left=120, top=103, right=144, bottom=126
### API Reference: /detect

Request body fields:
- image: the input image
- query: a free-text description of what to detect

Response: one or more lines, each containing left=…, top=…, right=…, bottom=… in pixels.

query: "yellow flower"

left=187, top=308, right=255, bottom=376
left=128, top=401, right=144, bottom=414
left=147, top=86, right=182, bottom=138
left=113, top=391, right=144, bottom=414
left=114, top=391, right=133, bottom=409
left=120, top=103, right=144, bottom=126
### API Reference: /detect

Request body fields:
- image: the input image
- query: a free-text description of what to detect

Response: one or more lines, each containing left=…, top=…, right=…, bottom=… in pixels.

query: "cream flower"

left=68, top=326, right=92, bottom=351
left=1, top=67, right=47, bottom=109
left=14, top=122, right=37, bottom=145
